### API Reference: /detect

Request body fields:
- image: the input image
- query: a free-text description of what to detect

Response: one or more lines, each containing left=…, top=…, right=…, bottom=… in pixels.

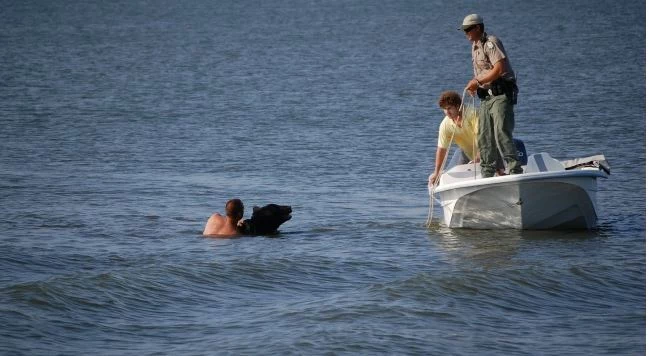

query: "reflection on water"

left=427, top=224, right=600, bottom=270
left=427, top=225, right=520, bottom=269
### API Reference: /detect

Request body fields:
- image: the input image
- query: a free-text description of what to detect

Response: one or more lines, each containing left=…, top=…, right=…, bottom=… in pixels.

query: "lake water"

left=0, top=0, right=645, bottom=354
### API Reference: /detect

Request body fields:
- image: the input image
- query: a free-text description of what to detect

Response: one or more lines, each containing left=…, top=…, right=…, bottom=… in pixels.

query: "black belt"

left=477, top=78, right=518, bottom=104
left=476, top=88, right=505, bottom=100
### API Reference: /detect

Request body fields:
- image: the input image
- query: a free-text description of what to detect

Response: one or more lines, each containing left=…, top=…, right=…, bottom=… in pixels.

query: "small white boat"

left=429, top=150, right=610, bottom=230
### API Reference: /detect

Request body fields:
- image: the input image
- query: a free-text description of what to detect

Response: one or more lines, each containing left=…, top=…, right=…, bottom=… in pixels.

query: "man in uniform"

left=461, top=14, right=523, bottom=178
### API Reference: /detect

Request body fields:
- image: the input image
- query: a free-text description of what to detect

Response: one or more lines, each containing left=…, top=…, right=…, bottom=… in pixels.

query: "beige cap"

left=459, top=14, right=483, bottom=30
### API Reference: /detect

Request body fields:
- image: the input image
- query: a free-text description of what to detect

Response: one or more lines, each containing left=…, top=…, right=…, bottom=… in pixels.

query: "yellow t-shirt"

left=437, top=110, right=479, bottom=160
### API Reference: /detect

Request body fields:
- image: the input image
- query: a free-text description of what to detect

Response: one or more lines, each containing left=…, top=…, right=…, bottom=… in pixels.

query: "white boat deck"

left=434, top=153, right=608, bottom=194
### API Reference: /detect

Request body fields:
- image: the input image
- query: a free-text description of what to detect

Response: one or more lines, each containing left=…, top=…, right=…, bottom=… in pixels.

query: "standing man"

left=461, top=14, right=522, bottom=178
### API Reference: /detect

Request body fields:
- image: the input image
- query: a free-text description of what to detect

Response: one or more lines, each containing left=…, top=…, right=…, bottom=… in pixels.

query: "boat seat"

left=524, top=153, right=565, bottom=173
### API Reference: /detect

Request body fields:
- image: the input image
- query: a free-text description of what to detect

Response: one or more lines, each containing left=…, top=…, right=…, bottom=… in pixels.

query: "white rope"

left=469, top=94, right=478, bottom=180
left=425, top=188, right=436, bottom=227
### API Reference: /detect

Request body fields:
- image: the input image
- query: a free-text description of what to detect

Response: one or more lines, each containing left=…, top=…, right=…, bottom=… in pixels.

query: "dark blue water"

left=1, top=0, right=645, bottom=354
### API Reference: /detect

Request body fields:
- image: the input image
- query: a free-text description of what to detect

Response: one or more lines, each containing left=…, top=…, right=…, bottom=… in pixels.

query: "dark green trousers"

left=478, top=95, right=522, bottom=177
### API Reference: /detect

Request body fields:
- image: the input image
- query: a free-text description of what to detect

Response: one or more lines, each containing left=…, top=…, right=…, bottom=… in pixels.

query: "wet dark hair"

left=438, top=91, right=462, bottom=109
left=225, top=199, right=244, bottom=219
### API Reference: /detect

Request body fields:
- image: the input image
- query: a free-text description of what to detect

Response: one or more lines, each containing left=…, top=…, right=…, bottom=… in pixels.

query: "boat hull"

left=443, top=177, right=598, bottom=229
left=432, top=170, right=604, bottom=230
left=429, top=152, right=609, bottom=230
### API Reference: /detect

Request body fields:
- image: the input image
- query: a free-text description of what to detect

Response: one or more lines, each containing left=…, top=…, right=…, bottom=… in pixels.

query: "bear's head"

left=240, top=204, right=292, bottom=235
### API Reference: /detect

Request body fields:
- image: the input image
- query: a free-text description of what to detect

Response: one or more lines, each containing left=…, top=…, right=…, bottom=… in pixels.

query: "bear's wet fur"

left=238, top=204, right=292, bottom=235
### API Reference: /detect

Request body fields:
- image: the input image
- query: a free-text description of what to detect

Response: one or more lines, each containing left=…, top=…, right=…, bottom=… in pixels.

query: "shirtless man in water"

left=203, top=198, right=244, bottom=237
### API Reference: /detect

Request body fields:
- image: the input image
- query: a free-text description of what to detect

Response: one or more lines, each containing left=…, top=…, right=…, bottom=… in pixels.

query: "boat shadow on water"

left=427, top=219, right=603, bottom=241
left=425, top=221, right=603, bottom=269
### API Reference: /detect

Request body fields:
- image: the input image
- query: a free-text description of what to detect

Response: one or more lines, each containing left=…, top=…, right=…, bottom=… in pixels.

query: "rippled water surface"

left=0, top=0, right=645, bottom=355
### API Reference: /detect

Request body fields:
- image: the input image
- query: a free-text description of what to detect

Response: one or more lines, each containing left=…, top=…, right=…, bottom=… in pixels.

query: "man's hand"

left=428, top=172, right=440, bottom=187
left=465, top=78, right=479, bottom=95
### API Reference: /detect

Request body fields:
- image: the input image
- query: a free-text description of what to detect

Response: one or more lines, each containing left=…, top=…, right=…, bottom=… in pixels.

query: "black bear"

left=238, top=204, right=292, bottom=235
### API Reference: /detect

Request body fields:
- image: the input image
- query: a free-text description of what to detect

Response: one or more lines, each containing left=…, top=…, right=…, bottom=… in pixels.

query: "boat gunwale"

left=432, top=169, right=608, bottom=195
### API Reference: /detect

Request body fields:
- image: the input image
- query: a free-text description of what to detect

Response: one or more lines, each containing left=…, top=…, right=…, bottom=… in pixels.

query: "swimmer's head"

left=225, top=199, right=244, bottom=220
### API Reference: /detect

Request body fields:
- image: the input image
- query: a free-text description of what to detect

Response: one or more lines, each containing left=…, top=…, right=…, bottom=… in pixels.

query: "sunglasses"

left=463, top=25, right=477, bottom=33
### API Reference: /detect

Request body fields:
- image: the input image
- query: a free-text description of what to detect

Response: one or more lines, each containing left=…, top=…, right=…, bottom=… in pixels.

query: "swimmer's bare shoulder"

left=203, top=213, right=240, bottom=237
left=203, top=213, right=225, bottom=235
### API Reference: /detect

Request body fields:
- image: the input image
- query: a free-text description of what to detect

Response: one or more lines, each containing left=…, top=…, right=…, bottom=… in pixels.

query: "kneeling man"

left=428, top=90, right=480, bottom=186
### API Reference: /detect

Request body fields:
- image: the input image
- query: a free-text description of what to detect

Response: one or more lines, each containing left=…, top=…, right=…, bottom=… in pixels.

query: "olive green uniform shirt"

left=471, top=32, right=516, bottom=85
